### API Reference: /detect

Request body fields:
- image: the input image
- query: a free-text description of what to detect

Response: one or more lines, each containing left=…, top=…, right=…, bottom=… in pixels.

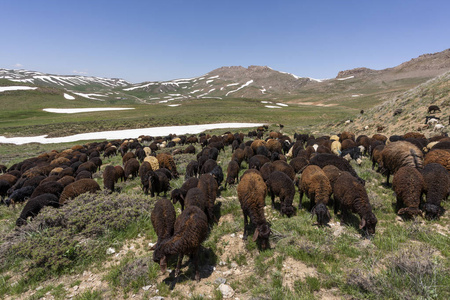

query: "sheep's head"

left=253, top=223, right=271, bottom=250
left=281, top=203, right=295, bottom=218
left=16, top=217, right=27, bottom=227
left=422, top=203, right=445, bottom=220
left=152, top=244, right=168, bottom=273
left=170, top=188, right=183, bottom=205
left=360, top=212, right=378, bottom=235
left=312, top=203, right=331, bottom=226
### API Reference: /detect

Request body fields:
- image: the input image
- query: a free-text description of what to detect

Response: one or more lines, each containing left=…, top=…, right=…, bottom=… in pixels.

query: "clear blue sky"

left=1, top=0, right=449, bottom=83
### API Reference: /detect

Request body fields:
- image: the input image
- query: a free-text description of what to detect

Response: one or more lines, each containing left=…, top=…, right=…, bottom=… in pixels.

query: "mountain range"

left=1, top=48, right=449, bottom=107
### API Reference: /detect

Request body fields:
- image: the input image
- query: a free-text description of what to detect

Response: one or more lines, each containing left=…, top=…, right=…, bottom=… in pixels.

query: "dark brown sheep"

left=103, top=146, right=117, bottom=158
left=225, top=160, right=240, bottom=188
left=171, top=177, right=200, bottom=210
left=184, top=187, right=208, bottom=214
left=249, top=155, right=271, bottom=170
left=150, top=197, right=176, bottom=248
left=393, top=166, right=424, bottom=219
left=122, top=152, right=136, bottom=166
left=16, top=193, right=60, bottom=227
left=232, top=148, right=245, bottom=166
left=199, top=159, right=217, bottom=175
left=341, top=139, right=357, bottom=151
left=152, top=206, right=208, bottom=282
left=322, top=165, right=342, bottom=191
left=420, top=163, right=449, bottom=219
left=139, top=162, right=153, bottom=194
left=333, top=172, right=377, bottom=235
left=185, top=160, right=199, bottom=179
left=272, top=160, right=296, bottom=181
left=75, top=170, right=92, bottom=181
left=75, top=161, right=97, bottom=175
left=289, top=156, right=309, bottom=174
left=57, top=175, right=75, bottom=187
left=380, top=141, right=424, bottom=185
left=30, top=181, right=64, bottom=199
left=148, top=170, right=170, bottom=197
left=197, top=174, right=218, bottom=222
left=114, top=166, right=125, bottom=182
left=103, top=165, right=117, bottom=192
left=266, top=171, right=296, bottom=217
left=124, top=158, right=140, bottom=180
left=424, top=149, right=450, bottom=172
left=310, top=153, right=365, bottom=185
left=5, top=186, right=35, bottom=207
left=298, top=165, right=332, bottom=225
left=59, top=179, right=101, bottom=204
left=371, top=144, right=385, bottom=171
left=237, top=172, right=271, bottom=250
left=183, top=145, right=196, bottom=154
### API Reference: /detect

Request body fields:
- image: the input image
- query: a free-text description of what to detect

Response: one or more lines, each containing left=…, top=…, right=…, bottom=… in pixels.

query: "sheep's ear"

left=359, top=218, right=366, bottom=229
left=252, top=228, right=259, bottom=242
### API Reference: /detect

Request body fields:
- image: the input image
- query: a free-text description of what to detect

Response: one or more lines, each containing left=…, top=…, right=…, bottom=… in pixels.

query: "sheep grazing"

left=59, top=179, right=101, bottom=205
left=322, top=165, right=342, bottom=190
left=114, top=166, right=125, bottom=182
left=5, top=186, right=35, bottom=207
left=103, top=165, right=117, bottom=192
left=171, top=177, right=199, bottom=211
left=392, top=166, right=424, bottom=219
left=380, top=141, right=424, bottom=185
left=225, top=160, right=240, bottom=188
left=16, top=193, right=60, bottom=227
left=420, top=163, right=449, bottom=219
left=266, top=171, right=296, bottom=217
left=289, top=156, right=309, bottom=174
left=148, top=170, right=170, bottom=197
left=298, top=165, right=332, bottom=226
left=428, top=105, right=441, bottom=114
left=150, top=198, right=176, bottom=249
left=371, top=145, right=385, bottom=171
left=30, top=181, right=64, bottom=199
left=333, top=172, right=377, bottom=236
left=424, top=149, right=450, bottom=172
left=144, top=156, right=160, bottom=171
left=199, top=159, right=217, bottom=175
left=249, top=155, right=271, bottom=170
left=197, top=174, right=218, bottom=222
left=156, top=153, right=179, bottom=178
left=237, top=172, right=271, bottom=250
left=185, top=160, right=199, bottom=179
left=184, top=187, right=208, bottom=214
left=310, top=153, right=365, bottom=185
left=152, top=206, right=208, bottom=282
left=124, top=158, right=140, bottom=180
left=139, top=162, right=153, bottom=194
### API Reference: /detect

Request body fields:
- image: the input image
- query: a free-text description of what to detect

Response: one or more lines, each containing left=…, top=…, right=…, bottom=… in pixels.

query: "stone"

left=215, top=277, right=227, bottom=285
left=231, top=262, right=238, bottom=268
left=142, top=285, right=152, bottom=291
left=106, top=247, right=116, bottom=255
left=218, top=284, right=235, bottom=299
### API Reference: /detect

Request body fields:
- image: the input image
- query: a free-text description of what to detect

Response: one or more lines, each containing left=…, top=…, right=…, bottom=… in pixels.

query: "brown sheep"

left=266, top=139, right=282, bottom=154
left=420, top=163, right=449, bottom=219
left=124, top=158, right=140, bottom=180
left=114, top=166, right=125, bottom=182
left=57, top=175, right=75, bottom=187
left=150, top=197, right=176, bottom=249
left=59, top=178, right=101, bottom=204
left=298, top=165, right=332, bottom=225
left=225, top=160, right=240, bottom=187
left=424, top=149, right=450, bottom=172
left=250, top=140, right=267, bottom=153
left=272, top=160, right=296, bottom=181
left=16, top=193, right=60, bottom=226
left=266, top=171, right=296, bottom=217
left=76, top=161, right=98, bottom=175
left=289, top=156, right=309, bottom=174
left=232, top=148, right=245, bottom=166
left=322, top=165, right=342, bottom=191
left=184, top=187, right=208, bottom=214
left=237, top=172, right=271, bottom=249
left=103, top=165, right=116, bottom=192
left=340, top=131, right=355, bottom=142
left=139, top=161, right=153, bottom=194
left=310, top=153, right=365, bottom=185
left=333, top=172, right=377, bottom=235
left=371, top=144, right=385, bottom=171
left=380, top=141, right=424, bottom=185
left=152, top=206, right=208, bottom=282
left=341, top=139, right=357, bottom=151
left=30, top=181, right=64, bottom=199
left=122, top=152, right=136, bottom=166
left=171, top=177, right=199, bottom=210
left=249, top=155, right=270, bottom=170
left=156, top=153, right=179, bottom=178
left=148, top=170, right=170, bottom=197
left=393, top=166, right=424, bottom=219
left=197, top=174, right=218, bottom=222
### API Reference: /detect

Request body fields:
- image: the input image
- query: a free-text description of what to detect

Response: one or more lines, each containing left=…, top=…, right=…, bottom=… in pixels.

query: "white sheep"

left=427, top=118, right=439, bottom=126
left=434, top=124, right=445, bottom=132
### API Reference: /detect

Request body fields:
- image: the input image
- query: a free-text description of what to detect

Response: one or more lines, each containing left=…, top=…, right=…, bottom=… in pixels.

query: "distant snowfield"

left=0, top=123, right=264, bottom=145
left=336, top=76, right=354, bottom=81
left=265, top=105, right=281, bottom=109
left=167, top=104, right=181, bottom=107
left=64, top=93, right=75, bottom=100
left=0, top=86, right=37, bottom=92
left=276, top=103, right=288, bottom=107
left=42, top=108, right=135, bottom=114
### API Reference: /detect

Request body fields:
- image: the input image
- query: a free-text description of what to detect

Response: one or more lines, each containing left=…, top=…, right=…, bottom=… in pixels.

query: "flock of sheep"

left=0, top=125, right=449, bottom=282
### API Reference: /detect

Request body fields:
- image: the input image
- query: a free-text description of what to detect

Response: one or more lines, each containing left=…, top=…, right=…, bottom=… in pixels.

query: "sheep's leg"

left=175, top=254, right=183, bottom=277
left=299, top=190, right=303, bottom=209
left=243, top=212, right=249, bottom=240
left=309, top=194, right=315, bottom=211
left=395, top=196, right=403, bottom=213
left=271, top=192, right=275, bottom=208
left=193, top=248, right=201, bottom=282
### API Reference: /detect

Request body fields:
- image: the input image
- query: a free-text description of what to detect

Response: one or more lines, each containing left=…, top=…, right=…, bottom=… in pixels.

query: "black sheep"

left=5, top=186, right=35, bottom=207
left=184, top=187, right=208, bottom=214
left=152, top=206, right=208, bottom=282
left=420, top=163, right=449, bottom=219
left=248, top=155, right=271, bottom=170
left=266, top=171, right=296, bottom=217
left=150, top=197, right=176, bottom=249
left=148, top=170, right=170, bottom=197
left=16, top=193, right=60, bottom=226
left=428, top=105, right=441, bottom=114
left=393, top=166, right=424, bottom=219
left=124, top=158, right=140, bottom=180
left=199, top=159, right=217, bottom=175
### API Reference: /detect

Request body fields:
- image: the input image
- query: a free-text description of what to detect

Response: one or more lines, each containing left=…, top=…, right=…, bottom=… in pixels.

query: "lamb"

left=434, top=124, right=445, bottom=132
left=148, top=170, right=170, bottom=197
left=237, top=172, right=271, bottom=249
left=333, top=172, right=378, bottom=235
left=152, top=205, right=208, bottom=282
left=171, top=177, right=200, bottom=210
left=185, top=160, right=199, bottom=179
left=424, top=149, right=450, bottom=172
left=266, top=171, right=296, bottom=217
left=5, top=186, right=35, bottom=207
left=59, top=178, right=101, bottom=204
left=150, top=197, right=176, bottom=249
left=420, top=163, right=449, bottom=219
left=197, top=174, right=218, bottom=222
left=392, top=166, right=424, bottom=219
left=310, top=153, right=365, bottom=185
left=156, top=153, right=179, bottom=178
left=124, top=158, right=140, bottom=180
left=298, top=165, right=332, bottom=226
left=380, top=141, right=424, bottom=185
left=103, top=165, right=117, bottom=192
left=225, top=160, right=240, bottom=188
left=16, top=193, right=60, bottom=227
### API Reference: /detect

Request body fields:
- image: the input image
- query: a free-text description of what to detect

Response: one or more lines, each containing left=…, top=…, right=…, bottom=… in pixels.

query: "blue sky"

left=1, top=0, right=449, bottom=83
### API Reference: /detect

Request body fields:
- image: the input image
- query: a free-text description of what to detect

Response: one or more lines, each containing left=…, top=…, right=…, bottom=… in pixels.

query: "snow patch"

left=64, top=93, right=75, bottom=100
left=226, top=80, right=253, bottom=96
left=276, top=103, right=288, bottom=107
left=261, top=101, right=272, bottom=104
left=0, top=86, right=38, bottom=92
left=0, top=123, right=264, bottom=145
left=337, top=76, right=354, bottom=81
left=265, top=105, right=282, bottom=109
left=168, top=104, right=181, bottom=107
left=43, top=108, right=135, bottom=114
left=226, top=83, right=240, bottom=86
left=72, top=92, right=107, bottom=101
